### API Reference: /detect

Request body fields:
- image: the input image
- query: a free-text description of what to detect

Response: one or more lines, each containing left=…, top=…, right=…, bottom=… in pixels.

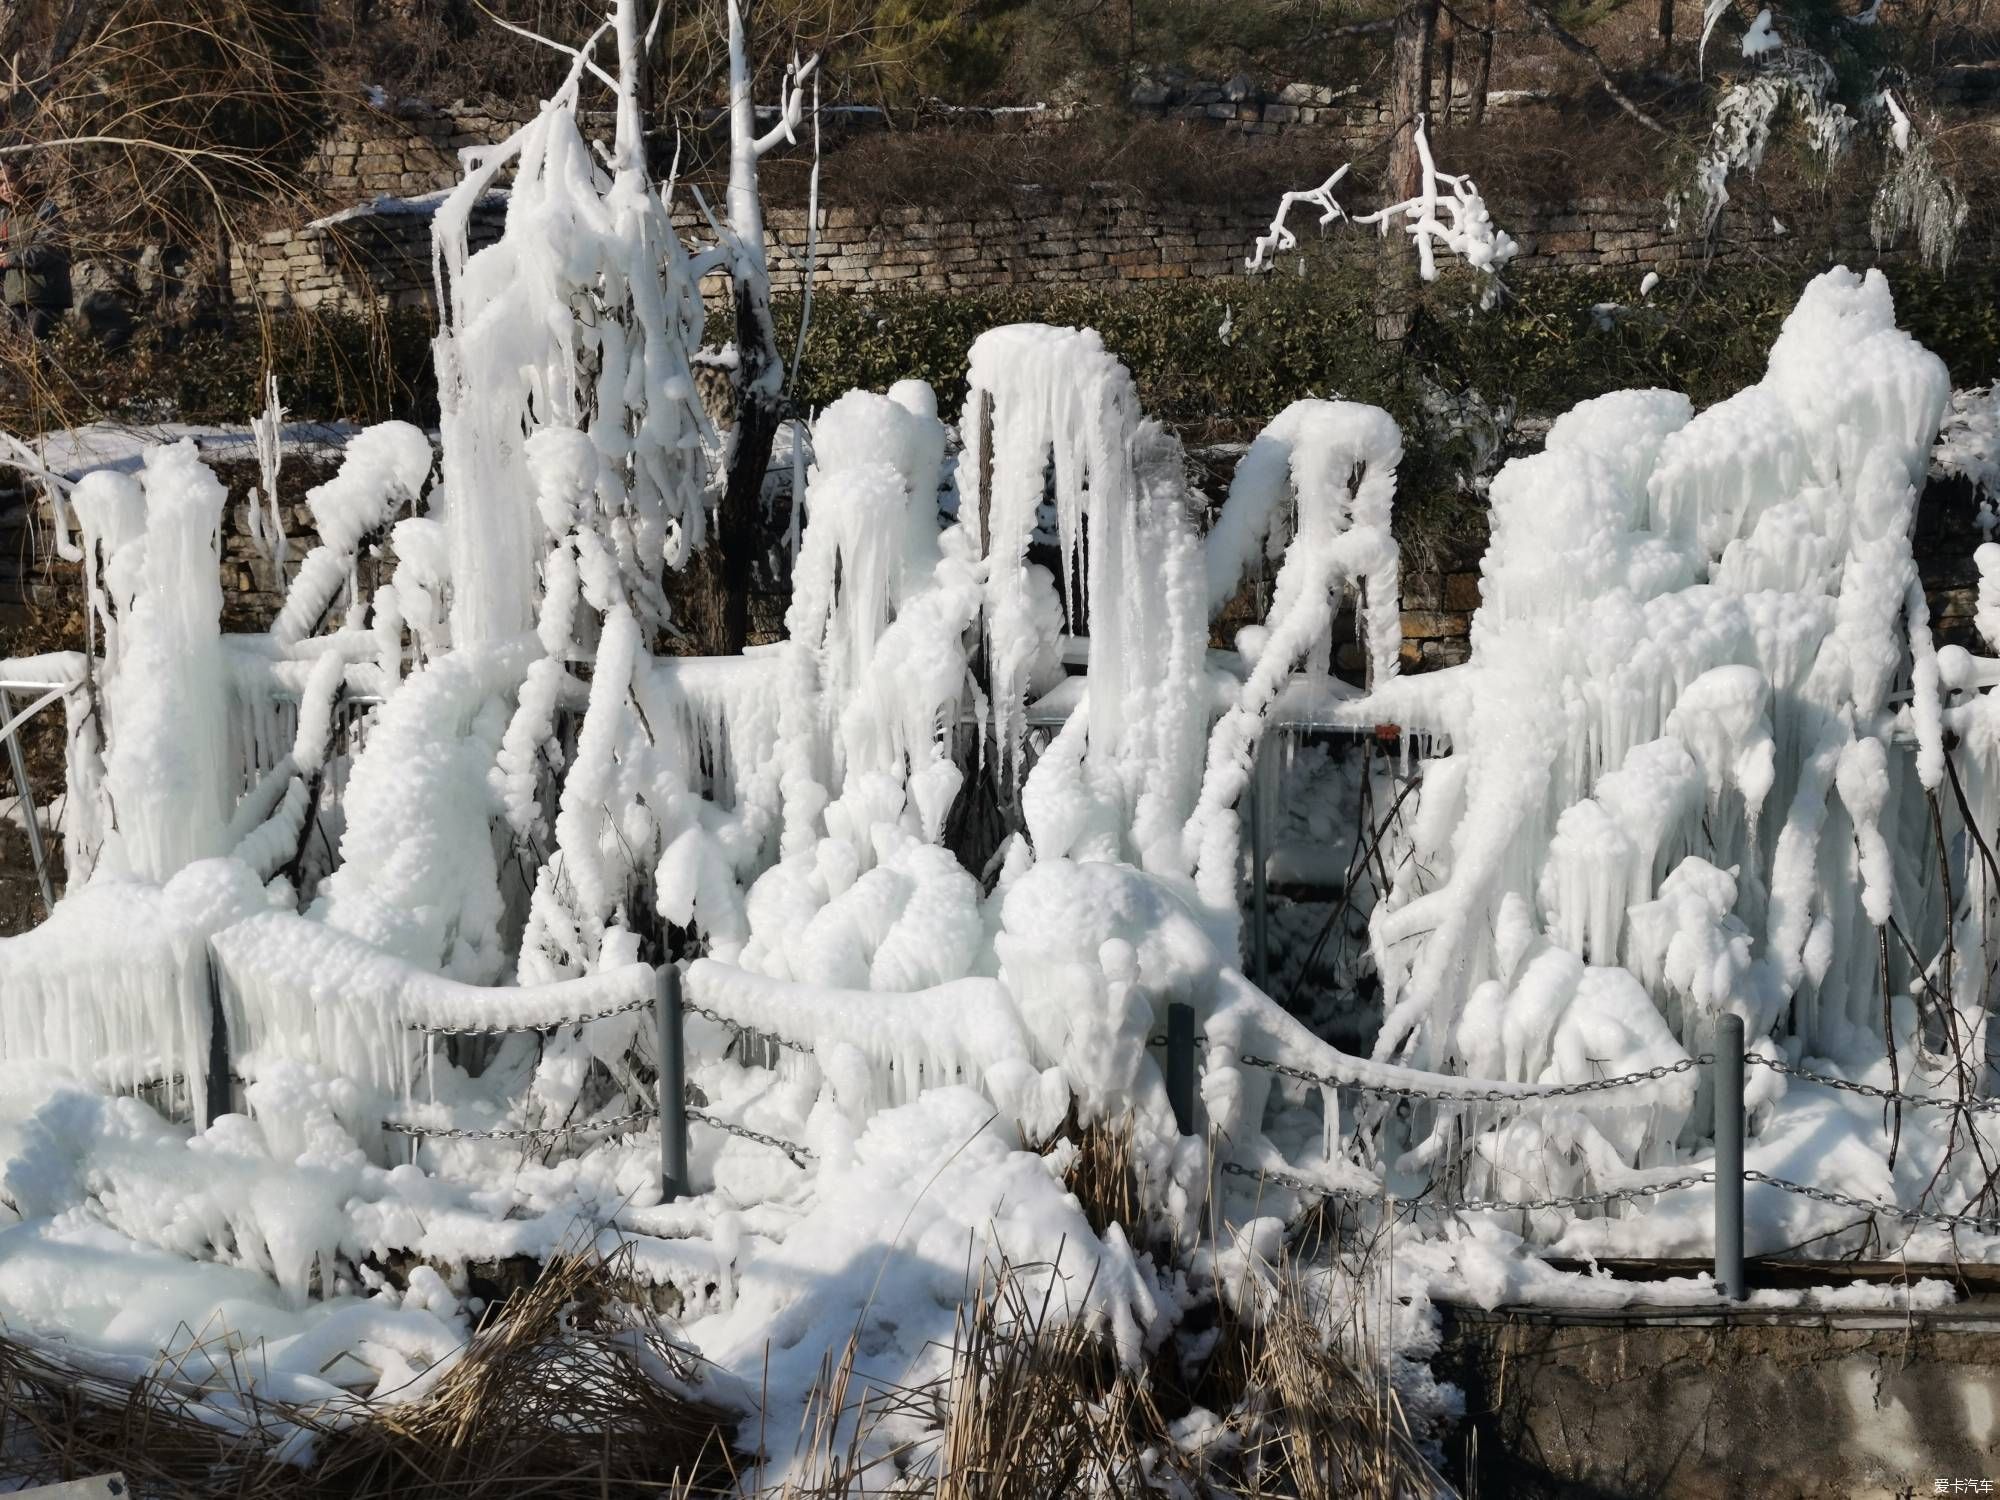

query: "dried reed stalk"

left=0, top=1249, right=742, bottom=1498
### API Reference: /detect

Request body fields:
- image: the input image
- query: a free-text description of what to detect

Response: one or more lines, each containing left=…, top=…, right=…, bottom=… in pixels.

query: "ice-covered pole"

left=658, top=963, right=688, bottom=1200
left=100, top=441, right=232, bottom=881
left=1713, top=1012, right=1746, bottom=1301
left=0, top=686, right=53, bottom=914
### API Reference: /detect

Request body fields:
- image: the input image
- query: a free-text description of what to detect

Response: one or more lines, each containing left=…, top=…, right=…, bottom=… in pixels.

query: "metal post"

left=658, top=964, right=689, bottom=1201
left=204, top=938, right=232, bottom=1129
left=0, top=686, right=54, bottom=915
left=1249, top=736, right=1270, bottom=991
left=1713, top=1012, right=1746, bottom=1301
left=1166, top=1002, right=1197, bottom=1137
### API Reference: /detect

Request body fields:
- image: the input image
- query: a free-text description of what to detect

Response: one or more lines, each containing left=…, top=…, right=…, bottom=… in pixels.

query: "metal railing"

left=167, top=945, right=2000, bottom=1302
left=1201, top=1006, right=2000, bottom=1300
left=0, top=676, right=70, bottom=917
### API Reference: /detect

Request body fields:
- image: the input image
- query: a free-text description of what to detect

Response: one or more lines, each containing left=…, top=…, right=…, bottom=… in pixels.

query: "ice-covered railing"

left=683, top=960, right=1058, bottom=1130
left=209, top=912, right=657, bottom=1101
left=0, top=651, right=87, bottom=910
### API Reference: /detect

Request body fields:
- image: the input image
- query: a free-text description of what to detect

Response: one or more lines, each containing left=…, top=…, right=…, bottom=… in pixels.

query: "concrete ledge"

left=1443, top=1297, right=2000, bottom=1498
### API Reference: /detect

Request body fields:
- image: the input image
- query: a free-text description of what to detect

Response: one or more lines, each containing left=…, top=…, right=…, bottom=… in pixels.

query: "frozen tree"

left=701, top=0, right=821, bottom=654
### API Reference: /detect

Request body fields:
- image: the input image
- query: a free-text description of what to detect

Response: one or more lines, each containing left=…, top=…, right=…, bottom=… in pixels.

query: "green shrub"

left=783, top=260, right=2000, bottom=433
left=777, top=259, right=2000, bottom=548
left=21, top=260, right=1994, bottom=555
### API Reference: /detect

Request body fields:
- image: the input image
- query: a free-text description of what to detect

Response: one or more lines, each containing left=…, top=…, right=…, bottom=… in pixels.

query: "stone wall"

left=305, top=97, right=533, bottom=202
left=211, top=66, right=1999, bottom=316
left=230, top=186, right=1980, bottom=318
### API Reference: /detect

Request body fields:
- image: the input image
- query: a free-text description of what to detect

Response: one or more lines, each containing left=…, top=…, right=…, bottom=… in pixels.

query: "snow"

left=0, top=26, right=1992, bottom=1466
left=305, top=186, right=504, bottom=233
left=28, top=420, right=357, bottom=481
left=1935, top=385, right=2000, bottom=520
left=1742, top=8, right=1781, bottom=56
left=683, top=1088, right=1159, bottom=1484
left=97, top=442, right=235, bottom=884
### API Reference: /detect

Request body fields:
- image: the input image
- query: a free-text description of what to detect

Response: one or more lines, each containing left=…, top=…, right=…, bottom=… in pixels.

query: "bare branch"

left=1517, top=0, right=1671, bottom=135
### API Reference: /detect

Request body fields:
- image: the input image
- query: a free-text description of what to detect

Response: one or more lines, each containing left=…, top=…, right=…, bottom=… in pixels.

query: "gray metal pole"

left=1166, top=1002, right=1196, bottom=1136
left=0, top=686, right=54, bottom=915
left=658, top=964, right=689, bottom=1202
left=204, top=937, right=232, bottom=1129
left=1249, top=736, right=1270, bottom=991
left=1713, top=1012, right=1746, bottom=1301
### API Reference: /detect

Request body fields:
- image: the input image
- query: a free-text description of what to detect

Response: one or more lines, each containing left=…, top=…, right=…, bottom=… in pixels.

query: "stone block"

left=1401, top=609, right=1471, bottom=640
left=1444, top=573, right=1482, bottom=611
left=1402, top=572, right=1446, bottom=609
left=1279, top=82, right=1335, bottom=106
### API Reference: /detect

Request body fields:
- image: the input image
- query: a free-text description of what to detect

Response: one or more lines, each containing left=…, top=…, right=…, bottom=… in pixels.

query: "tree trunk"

left=1469, top=0, right=1496, bottom=125
left=720, top=280, right=783, bottom=654
left=1657, top=0, right=1675, bottom=60
left=1377, top=0, right=1437, bottom=347
left=717, top=0, right=787, bottom=655
left=1386, top=0, right=1437, bottom=202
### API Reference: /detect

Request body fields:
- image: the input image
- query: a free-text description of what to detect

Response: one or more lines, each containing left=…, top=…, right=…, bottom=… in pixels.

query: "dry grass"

left=908, top=1251, right=1452, bottom=1498
left=0, top=1232, right=1454, bottom=1498
left=930, top=1258, right=1184, bottom=1497
left=746, top=115, right=1391, bottom=215
left=0, top=1250, right=742, bottom=1498
left=1062, top=1110, right=1150, bottom=1240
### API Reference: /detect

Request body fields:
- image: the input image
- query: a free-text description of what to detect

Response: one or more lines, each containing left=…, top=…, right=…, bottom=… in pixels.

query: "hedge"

left=15, top=260, right=1997, bottom=548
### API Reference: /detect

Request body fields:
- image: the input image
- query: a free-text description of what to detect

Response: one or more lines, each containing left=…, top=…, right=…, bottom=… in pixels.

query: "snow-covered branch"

left=754, top=51, right=822, bottom=157
left=1882, top=87, right=1912, bottom=152
left=1352, top=116, right=1517, bottom=281
left=1247, top=119, right=1514, bottom=282
left=1245, top=164, right=1351, bottom=272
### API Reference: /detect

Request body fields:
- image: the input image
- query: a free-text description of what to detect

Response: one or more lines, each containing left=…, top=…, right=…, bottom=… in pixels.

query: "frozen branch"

left=1247, top=119, right=1514, bottom=282
left=1354, top=117, right=1518, bottom=281
left=1246, top=164, right=1352, bottom=272
left=470, top=3, right=617, bottom=93
left=1882, top=87, right=1912, bottom=152
left=754, top=51, right=822, bottom=158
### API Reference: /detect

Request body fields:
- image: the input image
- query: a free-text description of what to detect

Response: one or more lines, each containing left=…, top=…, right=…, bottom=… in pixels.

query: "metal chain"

left=1745, top=1171, right=2000, bottom=1233
left=383, top=1099, right=815, bottom=1168
left=1219, top=1162, right=1715, bottom=1215
left=1219, top=1161, right=1375, bottom=1200
left=687, top=1107, right=815, bottom=1166
left=1744, top=1055, right=2000, bottom=1113
left=381, top=1106, right=660, bottom=1143
left=685, top=1003, right=814, bottom=1053
left=1236, top=1053, right=1708, bottom=1104
left=1429, top=1171, right=1716, bottom=1216
left=406, top=993, right=657, bottom=1038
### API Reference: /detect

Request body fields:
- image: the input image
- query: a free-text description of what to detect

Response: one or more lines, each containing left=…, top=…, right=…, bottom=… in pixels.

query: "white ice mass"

left=0, top=15, right=1992, bottom=1482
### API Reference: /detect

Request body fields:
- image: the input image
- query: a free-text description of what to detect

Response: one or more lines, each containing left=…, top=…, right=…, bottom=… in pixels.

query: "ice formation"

left=1247, top=116, right=1516, bottom=281
left=0, top=9, right=1992, bottom=1467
